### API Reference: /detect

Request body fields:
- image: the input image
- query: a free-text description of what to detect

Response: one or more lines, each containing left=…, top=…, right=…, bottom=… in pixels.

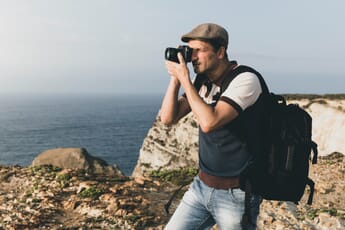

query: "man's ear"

left=217, top=46, right=226, bottom=59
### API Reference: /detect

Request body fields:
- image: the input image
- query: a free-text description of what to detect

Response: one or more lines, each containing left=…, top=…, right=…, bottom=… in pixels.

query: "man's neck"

left=207, top=60, right=237, bottom=84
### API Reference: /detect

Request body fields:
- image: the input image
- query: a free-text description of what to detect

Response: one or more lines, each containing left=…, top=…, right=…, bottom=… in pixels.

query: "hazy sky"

left=0, top=0, right=344, bottom=95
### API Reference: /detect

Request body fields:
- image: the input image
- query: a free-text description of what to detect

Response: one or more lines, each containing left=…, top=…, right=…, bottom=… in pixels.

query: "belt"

left=198, top=170, right=240, bottom=190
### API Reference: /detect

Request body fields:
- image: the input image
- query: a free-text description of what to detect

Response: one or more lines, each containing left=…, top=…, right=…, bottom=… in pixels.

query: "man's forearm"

left=182, top=80, right=217, bottom=132
left=160, top=78, right=181, bottom=125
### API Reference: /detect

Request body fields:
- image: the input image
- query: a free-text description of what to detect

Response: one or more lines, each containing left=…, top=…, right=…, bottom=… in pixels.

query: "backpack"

left=212, top=65, right=318, bottom=229
left=240, top=92, right=318, bottom=204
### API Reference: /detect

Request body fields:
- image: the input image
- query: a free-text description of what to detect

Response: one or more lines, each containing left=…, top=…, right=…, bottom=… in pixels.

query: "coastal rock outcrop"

left=133, top=97, right=345, bottom=177
left=32, top=147, right=123, bottom=177
left=132, top=113, right=199, bottom=177
left=0, top=150, right=344, bottom=229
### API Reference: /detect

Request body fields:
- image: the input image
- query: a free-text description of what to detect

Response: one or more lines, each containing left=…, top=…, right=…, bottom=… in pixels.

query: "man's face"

left=188, top=40, right=219, bottom=75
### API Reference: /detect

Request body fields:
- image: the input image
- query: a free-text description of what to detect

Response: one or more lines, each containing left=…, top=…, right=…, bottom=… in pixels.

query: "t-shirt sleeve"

left=219, top=72, right=262, bottom=113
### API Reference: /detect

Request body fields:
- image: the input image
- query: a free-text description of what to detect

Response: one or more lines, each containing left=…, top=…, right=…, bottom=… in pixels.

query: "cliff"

left=133, top=97, right=345, bottom=177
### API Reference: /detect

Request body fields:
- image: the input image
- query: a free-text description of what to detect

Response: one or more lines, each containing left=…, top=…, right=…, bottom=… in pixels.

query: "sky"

left=0, top=0, right=344, bottom=95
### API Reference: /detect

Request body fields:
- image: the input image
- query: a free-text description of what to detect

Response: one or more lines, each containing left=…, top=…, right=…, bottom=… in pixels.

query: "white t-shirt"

left=221, top=72, right=262, bottom=111
left=198, top=71, right=262, bottom=112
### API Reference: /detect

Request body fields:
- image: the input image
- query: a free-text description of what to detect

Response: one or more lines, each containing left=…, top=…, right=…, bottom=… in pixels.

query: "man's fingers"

left=177, top=53, right=185, bottom=65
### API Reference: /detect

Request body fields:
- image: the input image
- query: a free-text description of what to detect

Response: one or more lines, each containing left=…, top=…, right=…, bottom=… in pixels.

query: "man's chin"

left=193, top=66, right=201, bottom=74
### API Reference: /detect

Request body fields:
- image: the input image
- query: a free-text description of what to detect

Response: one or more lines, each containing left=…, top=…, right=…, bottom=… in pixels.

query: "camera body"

left=165, top=45, right=193, bottom=63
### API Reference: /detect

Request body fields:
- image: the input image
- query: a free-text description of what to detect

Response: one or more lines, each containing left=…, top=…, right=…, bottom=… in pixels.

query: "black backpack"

left=240, top=92, right=318, bottom=204
left=212, top=66, right=318, bottom=229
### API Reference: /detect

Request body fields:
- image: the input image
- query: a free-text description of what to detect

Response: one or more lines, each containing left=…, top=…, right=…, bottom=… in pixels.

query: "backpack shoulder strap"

left=193, top=74, right=207, bottom=92
left=220, top=65, right=270, bottom=95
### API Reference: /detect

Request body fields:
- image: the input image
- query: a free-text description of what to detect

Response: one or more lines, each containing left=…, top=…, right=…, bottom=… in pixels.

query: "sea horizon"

left=0, top=93, right=163, bottom=175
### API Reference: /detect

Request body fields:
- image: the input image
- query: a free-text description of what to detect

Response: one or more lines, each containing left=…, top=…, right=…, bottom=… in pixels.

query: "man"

left=160, top=23, right=264, bottom=229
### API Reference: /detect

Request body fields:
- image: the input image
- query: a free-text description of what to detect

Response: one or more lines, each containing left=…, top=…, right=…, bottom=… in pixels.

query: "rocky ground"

left=257, top=152, right=345, bottom=230
left=1, top=152, right=344, bottom=230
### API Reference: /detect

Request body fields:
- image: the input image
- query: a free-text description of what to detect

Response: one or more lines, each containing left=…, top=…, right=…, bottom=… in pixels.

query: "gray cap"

left=181, top=23, right=228, bottom=47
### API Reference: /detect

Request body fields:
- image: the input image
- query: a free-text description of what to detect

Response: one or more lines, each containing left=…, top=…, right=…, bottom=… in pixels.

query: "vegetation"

left=190, top=120, right=198, bottom=128
left=78, top=186, right=104, bottom=199
left=150, top=167, right=198, bottom=185
left=319, top=152, right=344, bottom=164
left=303, top=207, right=343, bottom=220
left=30, top=165, right=62, bottom=175
left=283, top=94, right=345, bottom=100
left=56, top=173, right=71, bottom=188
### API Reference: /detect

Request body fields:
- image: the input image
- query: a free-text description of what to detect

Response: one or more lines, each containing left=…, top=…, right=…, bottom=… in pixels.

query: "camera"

left=165, top=45, right=193, bottom=63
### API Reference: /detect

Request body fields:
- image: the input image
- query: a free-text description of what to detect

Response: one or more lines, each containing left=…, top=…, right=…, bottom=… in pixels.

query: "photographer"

left=160, top=23, right=264, bottom=230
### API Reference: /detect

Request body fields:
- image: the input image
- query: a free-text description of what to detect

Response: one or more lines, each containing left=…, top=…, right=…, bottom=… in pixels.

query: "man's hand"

left=161, top=53, right=192, bottom=125
left=165, top=53, right=191, bottom=87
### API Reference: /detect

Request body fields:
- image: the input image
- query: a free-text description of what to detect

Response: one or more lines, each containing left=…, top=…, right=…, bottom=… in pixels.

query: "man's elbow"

left=199, top=123, right=216, bottom=133
left=160, top=115, right=176, bottom=126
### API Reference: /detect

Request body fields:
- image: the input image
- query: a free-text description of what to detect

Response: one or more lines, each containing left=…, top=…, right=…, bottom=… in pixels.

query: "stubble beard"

left=192, top=61, right=201, bottom=74
left=193, top=61, right=216, bottom=77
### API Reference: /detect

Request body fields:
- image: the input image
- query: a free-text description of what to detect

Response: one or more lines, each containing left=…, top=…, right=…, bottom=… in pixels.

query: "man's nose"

left=192, top=50, right=198, bottom=60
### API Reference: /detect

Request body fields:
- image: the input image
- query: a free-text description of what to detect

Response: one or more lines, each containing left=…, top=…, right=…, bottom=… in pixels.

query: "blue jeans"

left=165, top=176, right=262, bottom=230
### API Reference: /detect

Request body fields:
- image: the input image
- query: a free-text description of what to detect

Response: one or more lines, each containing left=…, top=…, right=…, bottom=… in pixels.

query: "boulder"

left=32, top=147, right=123, bottom=176
left=132, top=113, right=199, bottom=177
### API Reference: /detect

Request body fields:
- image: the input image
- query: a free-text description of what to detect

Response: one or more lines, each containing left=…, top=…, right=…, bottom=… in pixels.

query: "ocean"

left=0, top=94, right=162, bottom=176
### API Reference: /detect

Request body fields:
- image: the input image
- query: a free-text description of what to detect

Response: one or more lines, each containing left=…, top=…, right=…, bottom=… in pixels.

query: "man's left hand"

left=165, top=53, right=191, bottom=87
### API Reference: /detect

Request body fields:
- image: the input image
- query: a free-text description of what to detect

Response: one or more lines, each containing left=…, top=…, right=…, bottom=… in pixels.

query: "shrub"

left=150, top=167, right=198, bottom=185
left=78, top=186, right=104, bottom=199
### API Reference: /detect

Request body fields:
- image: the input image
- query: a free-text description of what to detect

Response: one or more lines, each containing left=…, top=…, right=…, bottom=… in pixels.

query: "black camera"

left=165, top=45, right=193, bottom=63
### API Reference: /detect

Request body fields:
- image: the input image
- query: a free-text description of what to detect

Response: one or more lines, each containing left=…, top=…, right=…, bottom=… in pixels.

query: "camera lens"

left=165, top=46, right=193, bottom=63
left=165, top=48, right=179, bottom=63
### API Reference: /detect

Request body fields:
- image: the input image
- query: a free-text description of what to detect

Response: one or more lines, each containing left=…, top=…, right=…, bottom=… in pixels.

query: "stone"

left=32, top=147, right=123, bottom=176
left=115, top=209, right=127, bottom=216
left=132, top=113, right=199, bottom=177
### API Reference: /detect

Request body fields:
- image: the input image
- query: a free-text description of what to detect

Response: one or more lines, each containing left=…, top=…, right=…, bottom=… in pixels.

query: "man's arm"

left=181, top=80, right=238, bottom=133
left=160, top=77, right=191, bottom=125
left=165, top=54, right=238, bottom=132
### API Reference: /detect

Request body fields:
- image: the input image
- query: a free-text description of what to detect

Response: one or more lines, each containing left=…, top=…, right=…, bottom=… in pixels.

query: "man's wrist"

left=183, top=80, right=196, bottom=98
left=170, top=77, right=181, bottom=87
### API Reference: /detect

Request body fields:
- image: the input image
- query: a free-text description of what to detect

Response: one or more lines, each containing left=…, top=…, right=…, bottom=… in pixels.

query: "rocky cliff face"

left=132, top=113, right=199, bottom=177
left=133, top=97, right=345, bottom=177
left=299, top=98, right=345, bottom=156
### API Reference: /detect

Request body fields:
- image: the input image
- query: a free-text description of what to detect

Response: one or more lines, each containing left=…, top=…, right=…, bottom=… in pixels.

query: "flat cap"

left=181, top=23, right=228, bottom=47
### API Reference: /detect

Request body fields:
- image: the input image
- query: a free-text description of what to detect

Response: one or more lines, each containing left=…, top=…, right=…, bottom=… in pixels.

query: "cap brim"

left=181, top=34, right=193, bottom=43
